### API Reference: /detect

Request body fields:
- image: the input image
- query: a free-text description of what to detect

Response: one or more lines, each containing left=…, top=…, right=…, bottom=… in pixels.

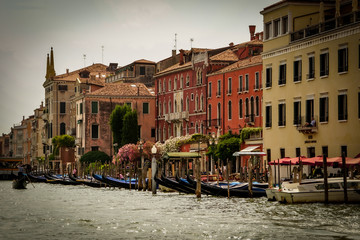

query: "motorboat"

left=274, top=178, right=360, bottom=203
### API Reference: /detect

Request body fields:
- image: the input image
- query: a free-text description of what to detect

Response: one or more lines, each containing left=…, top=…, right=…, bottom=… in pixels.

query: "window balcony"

left=245, top=114, right=255, bottom=125
left=295, top=116, right=318, bottom=134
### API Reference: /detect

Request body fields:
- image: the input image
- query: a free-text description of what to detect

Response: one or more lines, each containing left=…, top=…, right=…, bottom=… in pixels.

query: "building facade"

left=261, top=0, right=360, bottom=161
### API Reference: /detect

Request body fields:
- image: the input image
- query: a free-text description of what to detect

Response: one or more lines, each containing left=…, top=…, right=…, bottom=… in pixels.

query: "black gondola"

left=68, top=174, right=104, bottom=188
left=102, top=174, right=136, bottom=189
left=159, top=175, right=194, bottom=194
left=12, top=172, right=27, bottom=189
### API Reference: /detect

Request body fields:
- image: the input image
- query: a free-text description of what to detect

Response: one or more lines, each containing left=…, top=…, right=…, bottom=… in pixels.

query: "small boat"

left=159, top=175, right=194, bottom=194
left=27, top=173, right=47, bottom=183
left=101, top=174, right=136, bottom=189
left=12, top=173, right=27, bottom=189
left=68, top=174, right=104, bottom=188
left=274, top=178, right=360, bottom=203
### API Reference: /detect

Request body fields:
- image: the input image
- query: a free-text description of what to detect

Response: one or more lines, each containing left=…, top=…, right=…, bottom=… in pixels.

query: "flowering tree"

left=116, top=144, right=139, bottom=164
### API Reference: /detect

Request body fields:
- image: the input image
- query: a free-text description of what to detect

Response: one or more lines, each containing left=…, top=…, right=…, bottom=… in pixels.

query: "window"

left=200, top=95, right=204, bottom=111
left=319, top=96, right=329, bottom=122
left=195, top=96, right=198, bottom=111
left=169, top=100, right=172, bottom=113
left=91, top=101, right=98, bottom=114
left=245, top=98, right=249, bottom=117
left=126, top=102, right=132, bottom=108
left=143, top=102, right=149, bottom=114
left=238, top=75, right=243, bottom=92
left=265, top=67, right=272, bottom=88
left=227, top=77, right=232, bottom=94
left=151, top=128, right=155, bottom=138
left=279, top=63, right=286, bottom=85
left=163, top=101, right=166, bottom=115
left=208, top=82, right=212, bottom=98
left=338, top=46, right=348, bottom=73
left=159, top=103, right=161, bottom=116
left=217, top=80, right=221, bottom=96
left=282, top=16, right=288, bottom=34
left=307, top=55, right=315, bottom=79
left=174, top=77, right=177, bottom=90
left=168, top=79, right=172, bottom=91
left=266, top=149, right=271, bottom=163
left=239, top=99, right=243, bottom=118
left=228, top=101, right=232, bottom=120
left=60, top=102, right=66, bottom=114
left=158, top=80, right=162, bottom=93
left=295, top=148, right=301, bottom=157
left=280, top=148, right=285, bottom=159
left=91, top=146, right=99, bottom=151
left=293, top=59, right=302, bottom=82
left=255, top=72, right=260, bottom=90
left=265, top=105, right=272, bottom=127
left=208, top=104, right=212, bottom=126
left=180, top=76, right=183, bottom=89
left=186, top=75, right=190, bottom=87
left=278, top=102, right=286, bottom=126
left=245, top=74, right=249, bottom=91
left=256, top=96, right=260, bottom=116
left=92, top=124, right=99, bottom=139
left=80, top=102, right=83, bottom=114
left=139, top=66, right=145, bottom=75
left=306, top=99, right=314, bottom=124
left=293, top=100, right=301, bottom=125
left=338, top=93, right=347, bottom=120
left=60, top=122, right=66, bottom=135
left=217, top=103, right=221, bottom=126
left=58, top=85, right=68, bottom=91
left=274, top=18, right=280, bottom=37
left=163, top=79, right=166, bottom=92
left=320, top=51, right=329, bottom=77
left=265, top=21, right=272, bottom=40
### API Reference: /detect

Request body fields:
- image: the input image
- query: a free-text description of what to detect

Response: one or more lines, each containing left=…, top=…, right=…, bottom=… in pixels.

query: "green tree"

left=121, top=109, right=139, bottom=146
left=215, top=133, right=240, bottom=165
left=109, top=104, right=131, bottom=147
left=52, top=135, right=75, bottom=156
left=79, top=151, right=111, bottom=164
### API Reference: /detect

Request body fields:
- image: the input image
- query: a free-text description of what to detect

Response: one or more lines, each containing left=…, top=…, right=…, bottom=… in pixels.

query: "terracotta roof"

left=208, top=55, right=262, bottom=76
left=87, top=82, right=154, bottom=97
left=77, top=77, right=105, bottom=87
left=53, top=63, right=110, bottom=82
left=210, top=49, right=238, bottom=62
left=155, top=61, right=192, bottom=76
left=231, top=39, right=263, bottom=50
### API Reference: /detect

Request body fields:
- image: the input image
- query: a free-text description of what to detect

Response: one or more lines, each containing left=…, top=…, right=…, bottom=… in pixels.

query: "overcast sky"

left=0, top=0, right=278, bottom=134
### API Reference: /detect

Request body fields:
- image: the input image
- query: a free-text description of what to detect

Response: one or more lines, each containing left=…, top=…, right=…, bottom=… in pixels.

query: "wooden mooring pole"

left=342, top=152, right=348, bottom=203
left=323, top=155, right=328, bottom=204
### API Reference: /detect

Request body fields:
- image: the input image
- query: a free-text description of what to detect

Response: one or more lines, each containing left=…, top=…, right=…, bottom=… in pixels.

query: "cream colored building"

left=261, top=0, right=360, bottom=161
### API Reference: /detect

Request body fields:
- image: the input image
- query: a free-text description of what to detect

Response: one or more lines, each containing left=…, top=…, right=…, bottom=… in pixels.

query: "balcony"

left=291, top=11, right=360, bottom=42
left=245, top=114, right=255, bottom=125
left=205, top=118, right=222, bottom=128
left=253, top=83, right=262, bottom=91
left=165, top=111, right=189, bottom=122
left=181, top=111, right=189, bottom=121
left=295, top=116, right=318, bottom=134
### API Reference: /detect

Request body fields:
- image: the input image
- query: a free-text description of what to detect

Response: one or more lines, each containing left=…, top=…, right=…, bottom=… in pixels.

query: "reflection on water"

left=0, top=181, right=359, bottom=240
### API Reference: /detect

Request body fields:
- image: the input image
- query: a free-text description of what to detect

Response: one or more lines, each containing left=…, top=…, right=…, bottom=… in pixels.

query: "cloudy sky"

left=0, top=0, right=278, bottom=134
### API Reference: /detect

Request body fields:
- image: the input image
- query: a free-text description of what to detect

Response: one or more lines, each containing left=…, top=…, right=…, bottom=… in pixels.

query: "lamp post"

left=209, top=132, right=219, bottom=184
left=151, top=145, right=157, bottom=194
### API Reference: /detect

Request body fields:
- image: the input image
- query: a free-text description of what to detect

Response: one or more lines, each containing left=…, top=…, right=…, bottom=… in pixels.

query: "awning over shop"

left=162, top=152, right=201, bottom=160
left=233, top=146, right=266, bottom=157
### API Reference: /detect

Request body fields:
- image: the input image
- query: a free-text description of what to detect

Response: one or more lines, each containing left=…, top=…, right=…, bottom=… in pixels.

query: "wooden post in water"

left=274, top=161, right=277, bottom=187
left=248, top=157, right=253, bottom=198
left=227, top=159, right=230, bottom=198
left=299, top=157, right=303, bottom=184
left=342, top=152, right=348, bottom=203
left=195, top=157, right=201, bottom=198
left=289, top=160, right=292, bottom=180
left=268, top=164, right=273, bottom=187
left=277, top=159, right=281, bottom=189
left=323, top=155, right=329, bottom=204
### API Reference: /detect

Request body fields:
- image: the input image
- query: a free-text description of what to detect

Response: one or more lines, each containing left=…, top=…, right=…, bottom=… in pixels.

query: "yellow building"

left=261, top=0, right=360, bottom=161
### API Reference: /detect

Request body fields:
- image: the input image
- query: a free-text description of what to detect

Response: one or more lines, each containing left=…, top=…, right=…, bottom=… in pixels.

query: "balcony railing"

left=295, top=116, right=318, bottom=134
left=205, top=118, right=222, bottom=128
left=245, top=114, right=255, bottom=125
left=291, top=11, right=360, bottom=42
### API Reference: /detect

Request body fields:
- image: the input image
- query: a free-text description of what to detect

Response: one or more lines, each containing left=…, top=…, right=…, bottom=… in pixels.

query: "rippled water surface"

left=1, top=181, right=360, bottom=240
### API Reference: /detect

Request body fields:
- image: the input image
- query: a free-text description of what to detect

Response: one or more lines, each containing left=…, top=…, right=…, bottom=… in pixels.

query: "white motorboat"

left=274, top=178, right=360, bottom=203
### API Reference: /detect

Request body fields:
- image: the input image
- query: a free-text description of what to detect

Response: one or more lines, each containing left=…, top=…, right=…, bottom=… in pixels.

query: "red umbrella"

left=301, top=156, right=323, bottom=166
left=268, top=158, right=288, bottom=165
left=282, top=156, right=307, bottom=165
left=338, top=157, right=360, bottom=167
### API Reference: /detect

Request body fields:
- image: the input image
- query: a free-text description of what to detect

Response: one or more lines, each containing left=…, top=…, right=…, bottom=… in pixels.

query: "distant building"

left=261, top=0, right=360, bottom=161
left=30, top=102, right=46, bottom=168
left=10, top=116, right=33, bottom=164
left=105, top=59, right=156, bottom=87
left=73, top=82, right=156, bottom=159
left=0, top=134, right=10, bottom=157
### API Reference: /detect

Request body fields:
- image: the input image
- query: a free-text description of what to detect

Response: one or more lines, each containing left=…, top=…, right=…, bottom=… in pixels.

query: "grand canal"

left=0, top=181, right=359, bottom=240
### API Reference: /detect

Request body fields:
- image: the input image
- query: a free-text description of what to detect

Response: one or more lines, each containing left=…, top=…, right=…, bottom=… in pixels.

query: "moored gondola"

left=160, top=175, right=194, bottom=194
left=12, top=172, right=28, bottom=189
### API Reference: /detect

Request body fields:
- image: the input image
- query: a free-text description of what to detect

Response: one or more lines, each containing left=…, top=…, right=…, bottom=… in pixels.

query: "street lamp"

left=151, top=145, right=157, bottom=194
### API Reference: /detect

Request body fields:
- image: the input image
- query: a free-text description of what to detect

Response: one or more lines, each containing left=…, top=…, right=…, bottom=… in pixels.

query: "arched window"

left=245, top=98, right=249, bottom=116
left=181, top=99, right=183, bottom=112
left=239, top=99, right=243, bottom=118
left=208, top=104, right=212, bottom=127
left=186, top=97, right=189, bottom=111
left=195, top=123, right=198, bottom=133
left=159, top=103, right=162, bottom=116
left=217, top=103, right=221, bottom=126
left=60, top=122, right=66, bottom=135
left=175, top=100, right=177, bottom=113
left=159, top=80, right=161, bottom=93
left=228, top=101, right=232, bottom=120
left=163, top=79, right=166, bottom=92
left=251, top=96, right=254, bottom=116
left=174, top=77, right=177, bottom=90
left=180, top=75, right=183, bottom=89
left=168, top=125, right=172, bottom=138
left=180, top=125, right=183, bottom=136
left=163, top=101, right=166, bottom=115
left=200, top=94, right=204, bottom=111
left=195, top=95, right=199, bottom=111
left=256, top=96, right=260, bottom=116
left=169, top=100, right=172, bottom=113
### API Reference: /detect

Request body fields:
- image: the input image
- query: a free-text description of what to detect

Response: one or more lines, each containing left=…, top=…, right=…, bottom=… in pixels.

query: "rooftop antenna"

left=83, top=54, right=86, bottom=67
left=101, top=45, right=104, bottom=63
left=174, top=33, right=177, bottom=52
left=190, top=38, right=194, bottom=49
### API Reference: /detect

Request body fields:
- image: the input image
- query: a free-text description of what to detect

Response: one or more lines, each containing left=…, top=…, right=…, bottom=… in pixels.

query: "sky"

left=0, top=0, right=279, bottom=134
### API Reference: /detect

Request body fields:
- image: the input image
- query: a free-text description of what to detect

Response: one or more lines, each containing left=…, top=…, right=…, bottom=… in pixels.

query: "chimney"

left=41, top=101, right=43, bottom=108
left=229, top=42, right=234, bottom=47
left=66, top=69, right=69, bottom=75
left=179, top=49, right=184, bottom=65
left=249, top=25, right=256, bottom=40
left=172, top=49, right=176, bottom=57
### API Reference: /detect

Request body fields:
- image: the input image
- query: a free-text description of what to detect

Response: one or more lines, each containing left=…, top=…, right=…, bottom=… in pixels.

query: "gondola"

left=160, top=175, right=194, bottom=194
left=68, top=174, right=104, bottom=188
left=27, top=173, right=47, bottom=183
left=44, top=173, right=82, bottom=185
left=102, top=174, right=137, bottom=189
left=186, top=175, right=266, bottom=198
left=12, top=172, right=27, bottom=189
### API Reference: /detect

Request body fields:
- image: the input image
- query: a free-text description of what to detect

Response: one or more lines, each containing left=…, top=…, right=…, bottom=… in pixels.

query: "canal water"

left=1, top=181, right=359, bottom=240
